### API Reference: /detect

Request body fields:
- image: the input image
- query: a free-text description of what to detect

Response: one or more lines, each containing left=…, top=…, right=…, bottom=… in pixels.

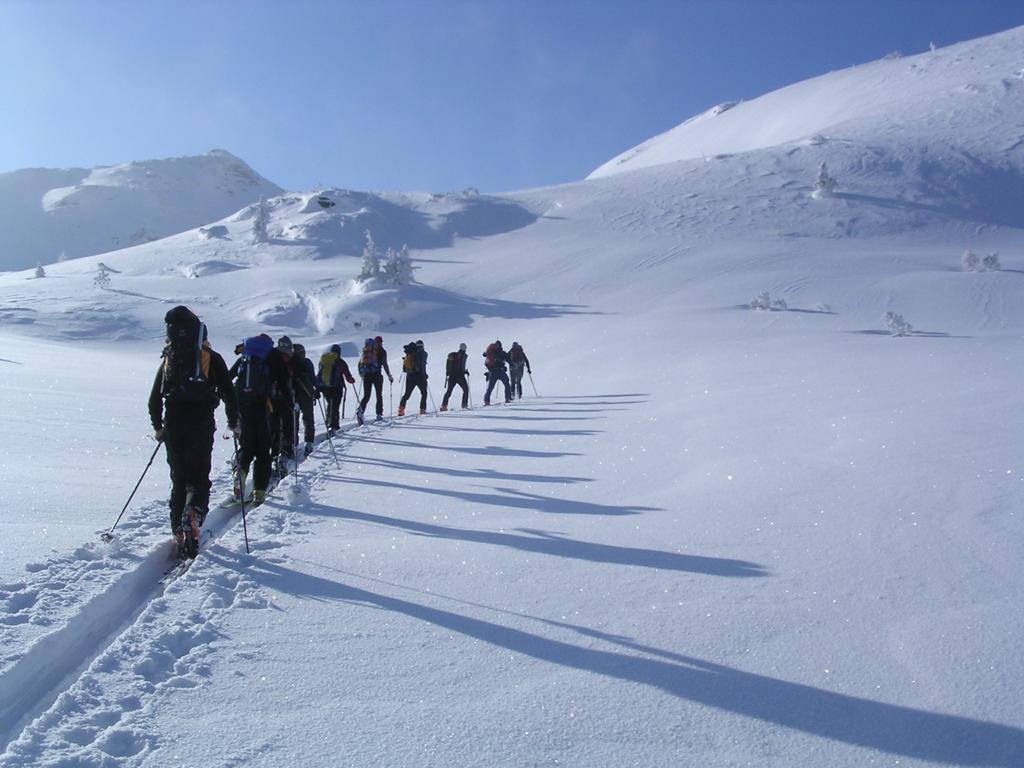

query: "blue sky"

left=2, top=0, right=1023, bottom=193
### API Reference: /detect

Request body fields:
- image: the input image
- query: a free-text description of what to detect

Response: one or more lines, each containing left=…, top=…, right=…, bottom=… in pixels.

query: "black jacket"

left=149, top=345, right=237, bottom=431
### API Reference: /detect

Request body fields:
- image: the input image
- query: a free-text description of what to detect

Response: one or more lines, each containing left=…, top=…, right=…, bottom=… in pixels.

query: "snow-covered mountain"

left=0, top=149, right=282, bottom=271
left=589, top=27, right=1024, bottom=181
left=1, top=26, right=1023, bottom=768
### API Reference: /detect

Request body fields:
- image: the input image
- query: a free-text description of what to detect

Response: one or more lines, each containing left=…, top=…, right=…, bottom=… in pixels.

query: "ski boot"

left=356, top=407, right=365, bottom=426
left=304, top=441, right=314, bottom=458
left=419, top=408, right=427, bottom=415
left=179, top=506, right=201, bottom=559
left=397, top=406, right=406, bottom=417
left=174, top=529, right=188, bottom=559
left=374, top=414, right=384, bottom=423
left=252, top=489, right=266, bottom=506
left=440, top=405, right=448, bottom=412
left=232, top=470, right=248, bottom=502
left=274, top=455, right=288, bottom=479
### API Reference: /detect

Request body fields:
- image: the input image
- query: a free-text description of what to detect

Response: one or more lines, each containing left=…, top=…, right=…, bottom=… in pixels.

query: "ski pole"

left=102, top=441, right=162, bottom=541
left=389, top=377, right=394, bottom=417
left=293, top=406, right=301, bottom=485
left=528, top=371, right=539, bottom=397
left=427, top=382, right=438, bottom=415
left=233, top=437, right=251, bottom=554
left=341, top=385, right=346, bottom=420
left=317, top=397, right=341, bottom=468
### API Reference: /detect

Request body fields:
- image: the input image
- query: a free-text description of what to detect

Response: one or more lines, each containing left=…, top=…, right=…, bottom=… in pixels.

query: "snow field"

left=1, top=25, right=1024, bottom=766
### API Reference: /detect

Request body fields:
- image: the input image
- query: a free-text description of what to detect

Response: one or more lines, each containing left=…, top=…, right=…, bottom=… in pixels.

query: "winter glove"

left=154, top=428, right=165, bottom=442
left=527, top=369, right=532, bottom=375
left=388, top=375, right=394, bottom=383
left=232, top=425, right=241, bottom=437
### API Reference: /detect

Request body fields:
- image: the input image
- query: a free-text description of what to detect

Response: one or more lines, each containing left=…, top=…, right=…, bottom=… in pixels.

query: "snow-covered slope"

left=1, top=25, right=1024, bottom=768
left=0, top=149, right=282, bottom=271
left=589, top=25, right=1024, bottom=180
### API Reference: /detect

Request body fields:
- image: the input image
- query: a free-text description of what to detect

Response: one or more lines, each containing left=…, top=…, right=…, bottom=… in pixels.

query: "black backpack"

left=446, top=351, right=462, bottom=377
left=161, top=306, right=214, bottom=404
left=234, top=334, right=274, bottom=405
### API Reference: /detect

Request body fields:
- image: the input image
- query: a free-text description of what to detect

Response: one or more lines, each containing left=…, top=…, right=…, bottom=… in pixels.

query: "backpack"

left=160, top=306, right=214, bottom=404
left=234, top=334, right=274, bottom=405
left=484, top=342, right=502, bottom=371
left=358, top=338, right=380, bottom=376
left=446, top=351, right=462, bottom=378
left=319, top=352, right=338, bottom=387
left=402, top=342, right=423, bottom=373
left=509, top=345, right=525, bottom=364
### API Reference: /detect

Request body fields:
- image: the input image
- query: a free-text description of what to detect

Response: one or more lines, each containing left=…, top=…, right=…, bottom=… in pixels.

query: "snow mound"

left=589, top=26, right=1024, bottom=178
left=197, top=225, right=230, bottom=240
left=0, top=150, right=282, bottom=271
left=179, top=260, right=248, bottom=279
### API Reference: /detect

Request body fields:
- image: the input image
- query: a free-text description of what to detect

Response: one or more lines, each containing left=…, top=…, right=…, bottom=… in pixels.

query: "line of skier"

left=147, top=305, right=534, bottom=557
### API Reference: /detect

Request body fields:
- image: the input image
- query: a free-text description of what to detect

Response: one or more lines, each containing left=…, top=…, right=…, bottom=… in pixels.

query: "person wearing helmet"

left=317, top=343, right=355, bottom=435
left=482, top=339, right=511, bottom=406
left=398, top=339, right=429, bottom=416
left=148, top=306, right=238, bottom=556
left=290, top=343, right=318, bottom=456
left=357, top=335, right=394, bottom=423
left=269, top=335, right=296, bottom=476
left=441, top=342, right=470, bottom=411
left=507, top=341, right=532, bottom=400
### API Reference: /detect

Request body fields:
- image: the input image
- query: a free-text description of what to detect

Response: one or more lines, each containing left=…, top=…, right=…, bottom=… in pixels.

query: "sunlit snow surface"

left=1, top=27, right=1023, bottom=767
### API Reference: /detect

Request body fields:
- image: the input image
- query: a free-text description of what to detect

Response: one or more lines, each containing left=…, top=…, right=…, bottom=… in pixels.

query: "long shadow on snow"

left=491, top=407, right=632, bottom=415
left=348, top=434, right=582, bottom=460
left=333, top=474, right=653, bottom=517
left=416, top=424, right=603, bottom=438
left=309, top=501, right=764, bottom=576
left=848, top=330, right=973, bottom=339
left=341, top=454, right=594, bottom=484
left=382, top=283, right=601, bottom=335
left=550, top=393, right=650, bottom=399
left=232, top=555, right=1024, bottom=766
left=411, top=413, right=601, bottom=424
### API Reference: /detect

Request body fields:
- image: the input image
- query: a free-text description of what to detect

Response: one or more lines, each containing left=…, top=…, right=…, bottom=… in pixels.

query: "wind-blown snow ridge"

left=0, top=150, right=282, bottom=271
left=589, top=25, right=1024, bottom=178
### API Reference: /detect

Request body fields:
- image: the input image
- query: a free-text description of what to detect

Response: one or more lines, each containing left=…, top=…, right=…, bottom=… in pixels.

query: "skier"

left=508, top=341, right=532, bottom=400
left=232, top=333, right=281, bottom=507
left=440, top=342, right=470, bottom=411
left=291, top=342, right=318, bottom=457
left=482, top=340, right=512, bottom=406
left=269, top=336, right=296, bottom=477
left=398, top=340, right=429, bottom=416
left=317, top=343, right=355, bottom=434
left=148, top=306, right=237, bottom=557
left=357, top=335, right=394, bottom=423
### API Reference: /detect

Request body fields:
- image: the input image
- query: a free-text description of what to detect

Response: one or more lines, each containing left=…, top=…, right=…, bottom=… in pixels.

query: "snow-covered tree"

left=813, top=162, right=838, bottom=198
left=359, top=230, right=382, bottom=280
left=251, top=196, right=270, bottom=245
left=882, top=311, right=913, bottom=336
left=94, top=263, right=111, bottom=289
left=750, top=291, right=787, bottom=311
left=382, top=245, right=414, bottom=287
left=982, top=253, right=1002, bottom=272
left=34, top=263, right=46, bottom=279
left=962, top=250, right=1002, bottom=272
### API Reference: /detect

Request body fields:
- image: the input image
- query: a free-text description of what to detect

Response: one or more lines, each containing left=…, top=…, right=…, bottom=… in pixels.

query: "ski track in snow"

left=0, top=426, right=349, bottom=763
left=0, top=412, right=445, bottom=764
